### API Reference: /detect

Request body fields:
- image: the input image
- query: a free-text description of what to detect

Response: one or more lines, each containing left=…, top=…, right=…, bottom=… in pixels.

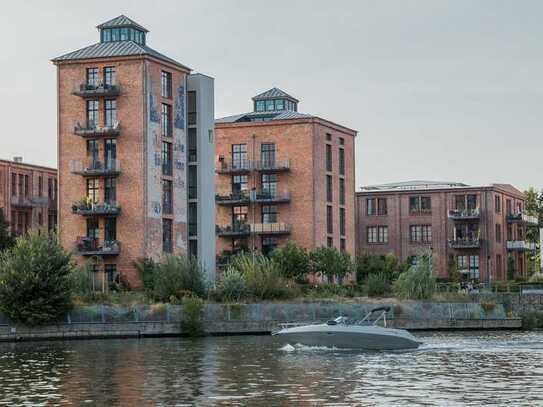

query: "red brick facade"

left=356, top=182, right=536, bottom=282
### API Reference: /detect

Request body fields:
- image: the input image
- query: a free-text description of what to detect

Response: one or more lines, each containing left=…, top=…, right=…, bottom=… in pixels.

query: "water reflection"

left=0, top=331, right=543, bottom=405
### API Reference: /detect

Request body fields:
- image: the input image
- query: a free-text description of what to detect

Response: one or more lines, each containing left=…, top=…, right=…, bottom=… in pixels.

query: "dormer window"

left=254, top=98, right=296, bottom=112
left=101, top=27, right=146, bottom=45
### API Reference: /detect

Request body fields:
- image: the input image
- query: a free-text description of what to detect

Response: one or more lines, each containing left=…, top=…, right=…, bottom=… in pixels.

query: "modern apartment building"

left=0, top=158, right=57, bottom=236
left=215, top=88, right=357, bottom=267
left=356, top=181, right=538, bottom=282
left=52, top=16, right=215, bottom=287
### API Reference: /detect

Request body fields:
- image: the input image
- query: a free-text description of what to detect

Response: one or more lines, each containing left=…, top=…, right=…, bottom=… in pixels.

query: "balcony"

left=507, top=241, right=537, bottom=251
left=216, top=224, right=251, bottom=237
left=255, top=191, right=291, bottom=204
left=216, top=159, right=252, bottom=174
left=76, top=237, right=120, bottom=257
left=10, top=195, right=33, bottom=208
left=252, top=222, right=292, bottom=235
left=216, top=192, right=251, bottom=205
left=70, top=160, right=121, bottom=177
left=448, top=208, right=480, bottom=221
left=73, top=82, right=120, bottom=98
left=448, top=238, right=481, bottom=249
left=254, top=159, right=291, bottom=173
left=74, top=121, right=120, bottom=138
left=72, top=201, right=121, bottom=217
left=507, top=212, right=539, bottom=226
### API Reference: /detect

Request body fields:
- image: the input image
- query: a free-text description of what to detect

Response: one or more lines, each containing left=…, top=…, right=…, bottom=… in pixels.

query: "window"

left=339, top=178, right=345, bottom=205
left=455, top=194, right=477, bottom=211
left=255, top=100, right=265, bottom=112
left=232, top=144, right=247, bottom=168
left=367, top=226, right=388, bottom=243
left=86, top=68, right=98, bottom=87
left=409, top=196, right=431, bottom=214
left=38, top=212, right=43, bottom=226
left=38, top=175, right=43, bottom=197
left=111, top=28, right=120, bottom=41
left=410, top=225, right=432, bottom=243
left=103, top=29, right=111, bottom=42
left=339, top=137, right=345, bottom=145
left=161, top=71, right=172, bottom=98
left=161, top=103, right=172, bottom=137
left=86, top=218, right=99, bottom=239
left=262, top=237, right=278, bottom=256
left=326, top=144, right=332, bottom=171
left=327, top=205, right=333, bottom=234
left=86, top=179, right=99, bottom=202
left=188, top=166, right=197, bottom=199
left=120, top=28, right=128, bottom=41
left=496, top=224, right=502, bottom=243
left=86, top=100, right=99, bottom=128
left=162, top=142, right=172, bottom=176
left=340, top=208, right=346, bottom=236
left=24, top=175, right=29, bottom=197
left=507, top=224, right=513, bottom=241
left=105, top=218, right=116, bottom=242
left=260, top=143, right=276, bottom=166
left=262, top=205, right=278, bottom=223
left=48, top=178, right=53, bottom=199
left=187, top=91, right=196, bottom=125
left=86, top=139, right=99, bottom=162
left=104, top=99, right=117, bottom=127
left=162, top=219, right=172, bottom=253
left=367, top=198, right=387, bottom=216
left=506, top=199, right=512, bottom=215
left=455, top=224, right=480, bottom=241
left=11, top=173, right=16, bottom=196
left=232, top=206, right=248, bottom=230
left=188, top=128, right=197, bottom=162
left=326, top=133, right=332, bottom=141
left=340, top=238, right=346, bottom=252
left=162, top=180, right=173, bottom=214
left=469, top=255, right=480, bottom=279
left=275, top=99, right=284, bottom=110
left=48, top=212, right=56, bottom=232
left=105, top=264, right=117, bottom=284
left=232, top=175, right=248, bottom=196
left=17, top=175, right=23, bottom=200
left=104, top=178, right=116, bottom=204
left=496, top=254, right=502, bottom=279
left=327, top=237, right=333, bottom=247
left=104, top=139, right=116, bottom=169
left=261, top=174, right=277, bottom=198
left=188, top=203, right=197, bottom=236
left=326, top=175, right=333, bottom=202
left=266, top=99, right=274, bottom=111
left=495, top=195, right=501, bottom=213
left=339, top=148, right=345, bottom=175
left=103, top=67, right=116, bottom=86
left=189, top=240, right=198, bottom=259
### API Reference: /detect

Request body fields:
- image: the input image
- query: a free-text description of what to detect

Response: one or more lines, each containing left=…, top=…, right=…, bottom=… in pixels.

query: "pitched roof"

left=97, top=15, right=148, bottom=32
left=52, top=41, right=191, bottom=71
left=252, top=87, right=299, bottom=102
left=215, top=110, right=313, bottom=124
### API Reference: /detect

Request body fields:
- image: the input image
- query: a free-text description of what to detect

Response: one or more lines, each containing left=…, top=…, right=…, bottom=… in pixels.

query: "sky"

left=0, top=0, right=541, bottom=191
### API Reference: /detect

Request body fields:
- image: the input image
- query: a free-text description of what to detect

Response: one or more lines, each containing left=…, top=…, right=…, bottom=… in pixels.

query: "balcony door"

left=232, top=206, right=248, bottom=231
left=261, top=174, right=277, bottom=198
left=261, top=143, right=276, bottom=168
left=232, top=144, right=247, bottom=169
left=104, top=139, right=116, bottom=170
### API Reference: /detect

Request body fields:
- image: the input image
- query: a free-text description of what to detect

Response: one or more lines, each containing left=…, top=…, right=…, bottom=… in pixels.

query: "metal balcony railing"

left=506, top=240, right=537, bottom=251
left=448, top=208, right=480, bottom=220
left=73, top=82, right=120, bottom=97
left=215, top=191, right=251, bottom=205
left=507, top=212, right=539, bottom=226
left=448, top=238, right=481, bottom=249
left=10, top=195, right=33, bottom=208
left=216, top=159, right=252, bottom=174
left=76, top=237, right=120, bottom=256
left=72, top=201, right=121, bottom=217
left=216, top=224, right=251, bottom=236
left=70, top=160, right=121, bottom=177
left=251, top=222, right=292, bottom=235
left=74, top=121, right=120, bottom=137
left=255, top=191, right=291, bottom=203
left=254, top=159, right=291, bottom=172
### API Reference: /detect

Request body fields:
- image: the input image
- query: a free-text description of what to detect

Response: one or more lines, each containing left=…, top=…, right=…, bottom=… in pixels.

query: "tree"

left=524, top=187, right=542, bottom=244
left=0, top=210, right=14, bottom=253
left=393, top=254, right=436, bottom=300
left=271, top=240, right=310, bottom=282
left=356, top=253, right=407, bottom=284
left=310, top=247, right=352, bottom=283
left=0, top=231, right=75, bottom=326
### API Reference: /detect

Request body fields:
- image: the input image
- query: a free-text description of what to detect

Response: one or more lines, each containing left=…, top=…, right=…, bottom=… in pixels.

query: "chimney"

left=13, top=156, right=22, bottom=163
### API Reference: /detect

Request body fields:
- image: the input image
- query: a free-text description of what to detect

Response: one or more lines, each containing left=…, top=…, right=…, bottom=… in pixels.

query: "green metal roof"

left=97, top=15, right=149, bottom=32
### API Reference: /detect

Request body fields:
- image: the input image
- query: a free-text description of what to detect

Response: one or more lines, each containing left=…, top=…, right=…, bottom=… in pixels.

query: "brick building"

left=52, top=16, right=215, bottom=287
left=356, top=181, right=538, bottom=282
left=215, top=88, right=357, bottom=267
left=0, top=158, right=57, bottom=236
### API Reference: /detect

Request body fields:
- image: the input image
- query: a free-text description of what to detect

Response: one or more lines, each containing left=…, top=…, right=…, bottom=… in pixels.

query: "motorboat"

left=272, top=306, right=421, bottom=350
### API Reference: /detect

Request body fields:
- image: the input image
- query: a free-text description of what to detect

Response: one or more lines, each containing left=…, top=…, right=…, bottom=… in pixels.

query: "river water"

left=0, top=330, right=542, bottom=406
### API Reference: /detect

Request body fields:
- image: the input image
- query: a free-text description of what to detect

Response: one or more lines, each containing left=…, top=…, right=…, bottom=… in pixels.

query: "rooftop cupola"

left=97, top=15, right=149, bottom=46
left=252, top=87, right=299, bottom=113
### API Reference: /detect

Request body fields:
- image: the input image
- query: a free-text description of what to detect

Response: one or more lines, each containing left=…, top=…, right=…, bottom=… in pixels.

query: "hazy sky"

left=1, top=0, right=541, bottom=191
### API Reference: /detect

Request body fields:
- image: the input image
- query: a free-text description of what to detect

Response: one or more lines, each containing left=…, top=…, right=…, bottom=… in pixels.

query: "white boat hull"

left=273, top=324, right=421, bottom=350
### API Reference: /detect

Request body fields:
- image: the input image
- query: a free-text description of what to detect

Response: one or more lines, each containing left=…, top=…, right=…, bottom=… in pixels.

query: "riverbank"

left=0, top=298, right=524, bottom=342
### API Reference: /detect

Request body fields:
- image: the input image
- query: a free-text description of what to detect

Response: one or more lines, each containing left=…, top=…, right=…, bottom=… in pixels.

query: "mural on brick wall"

left=174, top=85, right=185, bottom=129
left=146, top=71, right=163, bottom=224
left=173, top=84, right=187, bottom=252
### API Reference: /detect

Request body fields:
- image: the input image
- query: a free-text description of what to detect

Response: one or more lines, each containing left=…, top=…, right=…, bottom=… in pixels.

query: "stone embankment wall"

left=0, top=299, right=523, bottom=342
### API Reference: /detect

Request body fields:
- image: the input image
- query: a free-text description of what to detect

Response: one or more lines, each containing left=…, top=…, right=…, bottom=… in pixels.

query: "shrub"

left=393, top=254, right=436, bottom=300
left=366, top=273, right=389, bottom=297
left=0, top=232, right=76, bottom=326
left=134, top=257, right=158, bottom=295
left=271, top=240, right=310, bottom=282
left=356, top=254, right=407, bottom=285
left=147, top=256, right=207, bottom=302
left=310, top=247, right=352, bottom=283
left=0, top=210, right=14, bottom=253
left=303, top=284, right=365, bottom=299
left=522, top=311, right=543, bottom=330
left=70, top=267, right=93, bottom=297
left=181, top=295, right=205, bottom=337
left=216, top=268, right=248, bottom=302
left=529, top=272, right=543, bottom=283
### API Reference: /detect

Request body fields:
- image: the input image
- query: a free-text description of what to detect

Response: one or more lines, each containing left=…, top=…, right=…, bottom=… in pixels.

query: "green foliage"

left=134, top=257, right=158, bottom=295
left=393, top=254, right=436, bottom=300
left=70, top=267, right=93, bottom=297
left=141, top=256, right=207, bottom=303
left=522, top=311, right=543, bottom=330
left=310, top=247, right=352, bottom=282
left=302, top=284, right=365, bottom=299
left=181, top=295, right=205, bottom=337
left=271, top=240, right=310, bottom=282
left=356, top=254, right=407, bottom=284
left=0, top=231, right=75, bottom=326
left=447, top=257, right=461, bottom=283
left=529, top=272, right=543, bottom=283
left=366, top=273, right=390, bottom=297
left=507, top=256, right=516, bottom=281
left=216, top=268, right=248, bottom=302
left=0, top=210, right=15, bottom=253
